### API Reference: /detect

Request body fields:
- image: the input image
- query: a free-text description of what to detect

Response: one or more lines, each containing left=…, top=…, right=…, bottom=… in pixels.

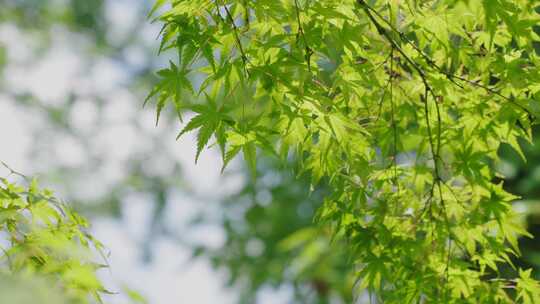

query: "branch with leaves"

left=148, top=1, right=540, bottom=302
left=0, top=173, right=109, bottom=303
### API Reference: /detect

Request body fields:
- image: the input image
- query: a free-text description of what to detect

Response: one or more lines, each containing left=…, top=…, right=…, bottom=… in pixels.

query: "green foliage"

left=150, top=0, right=540, bottom=302
left=0, top=174, right=108, bottom=303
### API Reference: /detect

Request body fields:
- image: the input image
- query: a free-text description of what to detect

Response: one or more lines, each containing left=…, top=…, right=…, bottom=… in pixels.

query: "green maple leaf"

left=177, top=95, right=232, bottom=163
left=145, top=60, right=192, bottom=125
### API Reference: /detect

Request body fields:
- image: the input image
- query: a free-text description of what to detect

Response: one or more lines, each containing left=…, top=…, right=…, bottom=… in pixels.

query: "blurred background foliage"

left=0, top=0, right=106, bottom=40
left=0, top=0, right=540, bottom=303
left=192, top=158, right=356, bottom=303
left=499, top=130, right=540, bottom=274
left=0, top=273, right=71, bottom=303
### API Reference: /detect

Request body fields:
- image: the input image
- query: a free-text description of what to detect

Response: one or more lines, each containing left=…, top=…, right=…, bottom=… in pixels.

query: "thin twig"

left=388, top=11, right=400, bottom=212
left=293, top=0, right=314, bottom=72
left=0, top=161, right=29, bottom=181
left=221, top=1, right=251, bottom=77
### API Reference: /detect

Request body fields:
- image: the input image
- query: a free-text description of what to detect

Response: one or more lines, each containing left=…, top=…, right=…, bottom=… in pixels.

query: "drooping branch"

left=356, top=1, right=453, bottom=295
left=220, top=1, right=251, bottom=76
left=355, top=0, right=442, bottom=181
